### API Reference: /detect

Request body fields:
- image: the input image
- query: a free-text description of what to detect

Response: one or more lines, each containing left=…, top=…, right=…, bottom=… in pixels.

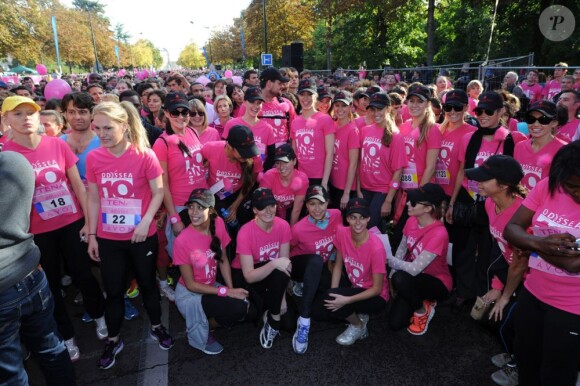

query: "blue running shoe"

left=81, top=312, right=94, bottom=323
left=124, top=298, right=139, bottom=320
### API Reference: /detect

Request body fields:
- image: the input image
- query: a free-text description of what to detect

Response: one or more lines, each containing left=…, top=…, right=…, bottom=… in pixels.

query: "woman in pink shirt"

left=289, top=185, right=342, bottom=354
left=86, top=101, right=173, bottom=370
left=467, top=80, right=483, bottom=116
left=388, top=184, right=451, bottom=335
left=223, top=87, right=276, bottom=170
left=259, top=144, right=308, bottom=225
left=189, top=98, right=220, bottom=144
left=291, top=79, right=335, bottom=190
left=2, top=96, right=106, bottom=362
left=465, top=155, right=528, bottom=384
left=358, top=92, right=408, bottom=229
left=329, top=90, right=360, bottom=211
left=226, top=83, right=244, bottom=118
left=173, top=189, right=251, bottom=355
left=231, top=188, right=292, bottom=349
left=504, top=142, right=580, bottom=386
left=514, top=100, right=566, bottom=192
left=324, top=198, right=388, bottom=346
left=210, top=95, right=233, bottom=138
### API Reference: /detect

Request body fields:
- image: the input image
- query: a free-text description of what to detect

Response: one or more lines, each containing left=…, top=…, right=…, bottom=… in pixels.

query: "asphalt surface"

left=24, top=284, right=510, bottom=386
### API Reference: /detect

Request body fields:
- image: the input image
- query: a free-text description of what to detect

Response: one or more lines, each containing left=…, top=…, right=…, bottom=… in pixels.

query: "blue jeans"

left=0, top=268, right=76, bottom=386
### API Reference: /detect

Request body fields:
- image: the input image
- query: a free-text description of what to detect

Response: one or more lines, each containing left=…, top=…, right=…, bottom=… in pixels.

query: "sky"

left=61, top=0, right=252, bottom=63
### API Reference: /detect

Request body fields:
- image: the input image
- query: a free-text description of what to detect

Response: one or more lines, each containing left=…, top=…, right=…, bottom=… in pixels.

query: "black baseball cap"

left=444, top=89, right=468, bottom=106
left=367, top=93, right=391, bottom=109
left=244, top=86, right=265, bottom=102
left=259, top=67, right=289, bottom=83
left=346, top=197, right=370, bottom=218
left=252, top=187, right=277, bottom=210
left=305, top=185, right=329, bottom=203
left=361, top=85, right=383, bottom=98
left=163, top=92, right=190, bottom=112
left=407, top=183, right=446, bottom=207
left=184, top=188, right=215, bottom=208
left=317, top=86, right=331, bottom=100
left=273, top=143, right=296, bottom=163
left=226, top=125, right=261, bottom=159
left=527, top=100, right=557, bottom=118
left=465, top=155, right=524, bottom=185
left=298, top=79, right=317, bottom=94
left=333, top=90, right=353, bottom=105
left=406, top=85, right=432, bottom=101
left=477, top=92, right=504, bottom=111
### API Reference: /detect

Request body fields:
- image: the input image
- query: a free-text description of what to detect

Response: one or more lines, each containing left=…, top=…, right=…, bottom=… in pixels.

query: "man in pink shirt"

left=555, top=90, right=580, bottom=143
left=542, top=62, right=568, bottom=101
left=519, top=69, right=543, bottom=104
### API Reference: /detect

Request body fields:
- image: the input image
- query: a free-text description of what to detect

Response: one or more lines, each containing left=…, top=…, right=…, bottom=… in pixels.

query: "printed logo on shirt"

left=185, top=145, right=205, bottom=183
left=406, top=235, right=423, bottom=261
left=537, top=210, right=580, bottom=229
left=274, top=193, right=294, bottom=209
left=259, top=241, right=280, bottom=262
left=332, top=139, right=341, bottom=167
left=261, top=107, right=287, bottom=140
left=361, top=137, right=382, bottom=172
left=101, top=172, right=135, bottom=198
left=521, top=164, right=543, bottom=189
left=295, top=126, right=315, bottom=161
left=344, top=255, right=365, bottom=286
left=315, top=236, right=335, bottom=260
left=404, top=136, right=416, bottom=162
left=190, top=249, right=217, bottom=283
left=31, top=160, right=77, bottom=219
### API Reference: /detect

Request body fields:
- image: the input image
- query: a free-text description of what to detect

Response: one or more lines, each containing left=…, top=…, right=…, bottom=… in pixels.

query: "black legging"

left=201, top=294, right=250, bottom=327
left=231, top=264, right=289, bottom=317
left=324, top=287, right=386, bottom=320
left=98, top=236, right=161, bottom=337
left=33, top=218, right=105, bottom=340
left=290, top=254, right=324, bottom=318
left=514, top=287, right=580, bottom=386
left=388, top=271, right=449, bottom=331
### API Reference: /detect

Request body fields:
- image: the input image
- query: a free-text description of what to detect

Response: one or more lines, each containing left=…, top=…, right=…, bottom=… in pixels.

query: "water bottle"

left=220, top=208, right=239, bottom=228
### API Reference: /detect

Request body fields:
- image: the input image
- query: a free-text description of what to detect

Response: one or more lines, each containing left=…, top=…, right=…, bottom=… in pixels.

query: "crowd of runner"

left=1, top=62, right=579, bottom=386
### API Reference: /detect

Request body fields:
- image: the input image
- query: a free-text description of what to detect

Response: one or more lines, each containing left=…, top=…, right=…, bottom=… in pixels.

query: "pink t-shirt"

left=4, top=136, right=83, bottom=234
left=331, top=121, right=360, bottom=191
left=152, top=129, right=207, bottom=206
left=467, top=97, right=478, bottom=116
left=197, top=127, right=221, bottom=145
left=508, top=118, right=519, bottom=132
left=485, top=196, right=524, bottom=264
left=223, top=117, right=276, bottom=160
left=354, top=116, right=372, bottom=130
left=437, top=123, right=477, bottom=196
left=290, top=112, right=336, bottom=179
left=334, top=226, right=389, bottom=301
left=458, top=127, right=525, bottom=197
left=259, top=168, right=308, bottom=218
left=238, top=97, right=296, bottom=145
left=542, top=79, right=561, bottom=101
left=398, top=121, right=442, bottom=189
left=359, top=126, right=408, bottom=192
left=173, top=217, right=231, bottom=287
left=290, top=209, right=342, bottom=262
left=556, top=118, right=580, bottom=143
left=521, top=178, right=580, bottom=315
left=514, top=138, right=566, bottom=191
left=201, top=141, right=263, bottom=196
left=401, top=105, right=411, bottom=122
left=232, top=217, right=292, bottom=269
left=520, top=82, right=543, bottom=103
left=86, top=146, right=163, bottom=241
left=403, top=217, right=452, bottom=292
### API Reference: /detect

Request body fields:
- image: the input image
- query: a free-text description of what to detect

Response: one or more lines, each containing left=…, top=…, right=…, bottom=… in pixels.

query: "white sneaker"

left=160, top=286, right=175, bottom=302
left=259, top=312, right=279, bottom=349
left=491, top=365, right=518, bottom=386
left=95, top=316, right=108, bottom=340
left=64, top=338, right=80, bottom=362
left=292, top=318, right=310, bottom=354
left=336, top=323, right=368, bottom=346
left=491, top=353, right=514, bottom=368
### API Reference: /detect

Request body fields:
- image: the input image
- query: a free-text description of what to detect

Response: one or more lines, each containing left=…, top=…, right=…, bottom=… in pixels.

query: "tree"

left=177, top=43, right=206, bottom=69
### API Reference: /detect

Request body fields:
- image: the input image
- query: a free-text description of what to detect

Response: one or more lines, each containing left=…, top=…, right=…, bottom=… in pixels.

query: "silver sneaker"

left=358, top=313, right=369, bottom=327
left=491, top=365, right=518, bottom=386
left=259, top=312, right=279, bottom=349
left=336, top=323, right=368, bottom=346
left=160, top=286, right=176, bottom=302
left=95, top=316, right=108, bottom=340
left=64, top=338, right=80, bottom=362
left=292, top=281, right=304, bottom=297
left=491, top=352, right=514, bottom=368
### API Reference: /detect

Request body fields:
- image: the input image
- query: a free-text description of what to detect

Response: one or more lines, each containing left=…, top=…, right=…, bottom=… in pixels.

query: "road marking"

left=137, top=298, right=170, bottom=386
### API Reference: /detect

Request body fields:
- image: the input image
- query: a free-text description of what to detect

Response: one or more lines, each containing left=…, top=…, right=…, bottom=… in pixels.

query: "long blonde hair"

left=377, top=107, right=398, bottom=147
left=416, top=102, right=436, bottom=146
left=93, top=101, right=150, bottom=153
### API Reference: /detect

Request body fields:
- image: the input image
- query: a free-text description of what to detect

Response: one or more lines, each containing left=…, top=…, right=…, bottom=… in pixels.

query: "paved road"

left=25, top=286, right=510, bottom=386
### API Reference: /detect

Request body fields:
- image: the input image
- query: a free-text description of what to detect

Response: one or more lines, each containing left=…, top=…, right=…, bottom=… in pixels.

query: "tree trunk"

left=426, top=0, right=435, bottom=66
left=326, top=16, right=332, bottom=70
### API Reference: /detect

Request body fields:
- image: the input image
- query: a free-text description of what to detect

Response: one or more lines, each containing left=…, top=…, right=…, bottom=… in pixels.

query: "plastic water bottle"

left=220, top=208, right=239, bottom=228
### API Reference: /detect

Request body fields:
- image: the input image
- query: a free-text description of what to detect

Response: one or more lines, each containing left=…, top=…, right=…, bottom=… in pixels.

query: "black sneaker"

left=98, top=339, right=124, bottom=370
left=150, top=325, right=174, bottom=350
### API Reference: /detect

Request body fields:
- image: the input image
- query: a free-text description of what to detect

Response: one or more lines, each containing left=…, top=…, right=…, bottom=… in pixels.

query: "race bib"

left=101, top=197, right=142, bottom=234
left=434, top=159, right=450, bottom=185
left=33, top=182, right=77, bottom=220
left=528, top=226, right=580, bottom=279
left=401, top=163, right=418, bottom=189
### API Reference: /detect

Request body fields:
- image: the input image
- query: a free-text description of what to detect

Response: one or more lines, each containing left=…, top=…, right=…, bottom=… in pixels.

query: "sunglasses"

left=169, top=110, right=190, bottom=118
left=190, top=111, right=205, bottom=117
left=409, top=200, right=433, bottom=207
left=474, top=108, right=497, bottom=117
left=525, top=115, right=553, bottom=125
left=443, top=104, right=464, bottom=112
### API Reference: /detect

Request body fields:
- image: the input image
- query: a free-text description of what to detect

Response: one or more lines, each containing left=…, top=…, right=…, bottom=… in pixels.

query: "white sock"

left=159, top=280, right=168, bottom=288
left=298, top=316, right=310, bottom=326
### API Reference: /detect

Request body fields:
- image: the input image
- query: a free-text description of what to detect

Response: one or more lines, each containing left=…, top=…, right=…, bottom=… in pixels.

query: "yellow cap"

left=1, top=96, right=41, bottom=115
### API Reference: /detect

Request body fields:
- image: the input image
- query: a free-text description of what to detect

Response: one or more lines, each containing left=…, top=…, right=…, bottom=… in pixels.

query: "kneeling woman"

left=231, top=188, right=292, bottom=349
left=388, top=183, right=452, bottom=335
left=173, top=189, right=251, bottom=355
left=324, top=198, right=389, bottom=345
